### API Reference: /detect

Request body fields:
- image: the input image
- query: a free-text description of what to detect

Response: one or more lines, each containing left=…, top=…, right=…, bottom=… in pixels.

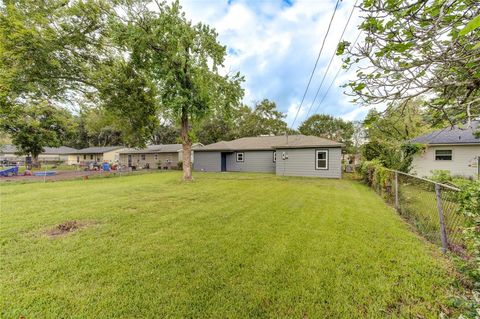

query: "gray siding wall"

left=193, top=152, right=221, bottom=172
left=275, top=147, right=342, bottom=178
left=226, top=151, right=276, bottom=173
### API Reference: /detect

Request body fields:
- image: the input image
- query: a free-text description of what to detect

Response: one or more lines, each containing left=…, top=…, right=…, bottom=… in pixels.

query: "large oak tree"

left=341, top=0, right=480, bottom=125
left=112, top=1, right=243, bottom=180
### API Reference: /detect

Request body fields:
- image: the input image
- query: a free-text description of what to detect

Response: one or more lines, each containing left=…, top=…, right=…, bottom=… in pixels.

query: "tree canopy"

left=341, top=0, right=480, bottom=125
left=111, top=0, right=244, bottom=180
left=298, top=114, right=354, bottom=151
left=361, top=99, right=429, bottom=171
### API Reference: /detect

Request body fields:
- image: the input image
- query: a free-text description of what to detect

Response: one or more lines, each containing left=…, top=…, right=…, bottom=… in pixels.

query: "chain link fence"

left=363, top=168, right=466, bottom=255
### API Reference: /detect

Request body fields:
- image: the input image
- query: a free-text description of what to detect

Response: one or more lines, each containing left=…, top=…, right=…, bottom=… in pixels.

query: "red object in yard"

left=83, top=175, right=89, bottom=180
left=24, top=170, right=32, bottom=176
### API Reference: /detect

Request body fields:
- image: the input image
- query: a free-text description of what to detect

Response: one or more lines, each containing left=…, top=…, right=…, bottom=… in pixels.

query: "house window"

left=141, top=154, right=146, bottom=160
left=236, top=152, right=244, bottom=162
left=90, top=155, right=93, bottom=160
left=273, top=151, right=276, bottom=162
left=435, top=150, right=452, bottom=161
left=154, top=154, right=158, bottom=161
left=83, top=155, right=86, bottom=160
left=315, top=150, right=328, bottom=170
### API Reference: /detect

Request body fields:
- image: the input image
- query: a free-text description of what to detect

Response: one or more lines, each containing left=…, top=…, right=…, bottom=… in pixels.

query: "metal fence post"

left=435, top=184, right=448, bottom=253
left=394, top=171, right=399, bottom=211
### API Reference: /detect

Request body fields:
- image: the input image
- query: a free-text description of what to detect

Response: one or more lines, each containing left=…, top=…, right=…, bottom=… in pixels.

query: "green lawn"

left=0, top=172, right=461, bottom=318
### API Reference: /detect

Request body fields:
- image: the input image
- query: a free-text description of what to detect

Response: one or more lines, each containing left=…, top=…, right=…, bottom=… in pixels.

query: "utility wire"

left=289, top=0, right=341, bottom=130
left=312, top=30, right=362, bottom=115
left=303, top=0, right=358, bottom=120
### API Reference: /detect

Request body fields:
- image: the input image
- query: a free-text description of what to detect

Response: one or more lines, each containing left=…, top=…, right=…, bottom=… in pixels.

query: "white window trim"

left=315, top=149, right=329, bottom=170
left=236, top=152, right=244, bottom=162
left=435, top=149, right=453, bottom=161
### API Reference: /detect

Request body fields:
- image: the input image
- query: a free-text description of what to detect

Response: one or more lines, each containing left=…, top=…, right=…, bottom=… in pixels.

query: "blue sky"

left=179, top=0, right=371, bottom=127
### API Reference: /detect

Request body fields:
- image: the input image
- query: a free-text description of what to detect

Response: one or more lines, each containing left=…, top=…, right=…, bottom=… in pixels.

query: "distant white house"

left=0, top=145, right=77, bottom=164
left=410, top=120, right=479, bottom=179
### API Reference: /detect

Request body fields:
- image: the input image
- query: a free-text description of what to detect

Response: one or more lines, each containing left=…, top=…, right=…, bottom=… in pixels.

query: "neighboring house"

left=40, top=146, right=78, bottom=163
left=0, top=145, right=21, bottom=163
left=194, top=135, right=343, bottom=178
left=410, top=120, right=480, bottom=178
left=0, top=145, right=77, bottom=164
left=119, top=143, right=202, bottom=169
left=67, top=146, right=127, bottom=165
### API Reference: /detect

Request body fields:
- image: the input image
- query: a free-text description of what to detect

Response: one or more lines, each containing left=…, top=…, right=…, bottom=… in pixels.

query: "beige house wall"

left=119, top=152, right=180, bottom=168
left=0, top=153, right=23, bottom=162
left=66, top=148, right=126, bottom=165
left=103, top=148, right=126, bottom=162
left=2, top=153, right=69, bottom=163
left=411, top=144, right=480, bottom=178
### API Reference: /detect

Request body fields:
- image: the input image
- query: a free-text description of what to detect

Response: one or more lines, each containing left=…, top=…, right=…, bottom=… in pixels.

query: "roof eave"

left=273, top=144, right=344, bottom=149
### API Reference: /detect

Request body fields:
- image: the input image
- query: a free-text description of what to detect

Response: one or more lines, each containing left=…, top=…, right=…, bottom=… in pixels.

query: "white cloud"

left=179, top=0, right=365, bottom=127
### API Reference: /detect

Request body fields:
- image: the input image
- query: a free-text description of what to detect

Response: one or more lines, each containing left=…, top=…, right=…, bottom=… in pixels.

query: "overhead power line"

left=289, top=0, right=341, bottom=130
left=312, top=30, right=362, bottom=116
left=303, top=0, right=359, bottom=120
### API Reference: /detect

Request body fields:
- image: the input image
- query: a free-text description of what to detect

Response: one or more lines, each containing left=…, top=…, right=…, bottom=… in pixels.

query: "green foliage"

left=0, top=102, right=74, bottom=159
left=457, top=181, right=480, bottom=317
left=298, top=114, right=354, bottom=151
left=234, top=99, right=288, bottom=138
left=430, top=170, right=453, bottom=184
left=361, top=100, right=429, bottom=171
left=94, top=61, right=159, bottom=147
left=110, top=0, right=244, bottom=179
left=459, top=14, right=480, bottom=36
left=342, top=0, right=480, bottom=123
left=361, top=141, right=423, bottom=173
left=194, top=99, right=288, bottom=144
left=0, top=0, right=113, bottom=153
left=359, top=160, right=394, bottom=194
left=151, top=123, right=180, bottom=145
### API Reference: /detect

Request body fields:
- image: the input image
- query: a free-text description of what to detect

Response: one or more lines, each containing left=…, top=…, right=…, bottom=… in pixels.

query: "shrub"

left=457, top=181, right=480, bottom=317
left=359, top=160, right=394, bottom=196
left=177, top=161, right=183, bottom=170
left=430, top=170, right=453, bottom=184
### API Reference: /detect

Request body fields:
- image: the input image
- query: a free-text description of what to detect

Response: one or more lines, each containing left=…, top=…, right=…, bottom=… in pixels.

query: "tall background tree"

left=0, top=103, right=74, bottom=164
left=0, top=0, right=113, bottom=161
left=112, top=1, right=244, bottom=180
left=361, top=99, right=429, bottom=171
left=340, top=0, right=480, bottom=126
left=298, top=114, right=354, bottom=152
left=234, top=99, right=288, bottom=138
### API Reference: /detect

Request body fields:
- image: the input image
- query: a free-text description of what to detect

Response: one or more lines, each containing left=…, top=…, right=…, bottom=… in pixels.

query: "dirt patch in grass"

left=45, top=220, right=91, bottom=237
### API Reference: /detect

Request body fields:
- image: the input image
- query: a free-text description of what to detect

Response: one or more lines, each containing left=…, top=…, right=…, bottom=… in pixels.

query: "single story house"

left=193, top=135, right=343, bottom=178
left=67, top=146, right=127, bottom=165
left=0, top=145, right=77, bottom=164
left=119, top=143, right=203, bottom=169
left=410, top=120, right=479, bottom=178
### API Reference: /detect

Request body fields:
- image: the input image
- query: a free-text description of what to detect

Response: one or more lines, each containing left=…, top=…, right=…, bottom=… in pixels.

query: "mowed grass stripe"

left=0, top=172, right=460, bottom=318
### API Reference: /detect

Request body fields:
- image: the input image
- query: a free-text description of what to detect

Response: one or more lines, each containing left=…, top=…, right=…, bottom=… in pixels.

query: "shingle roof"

left=0, top=144, right=17, bottom=154
left=120, top=143, right=204, bottom=154
left=196, top=135, right=343, bottom=151
left=120, top=144, right=183, bottom=154
left=411, top=120, right=480, bottom=145
left=73, top=146, right=124, bottom=154
left=0, top=145, right=77, bottom=154
left=43, top=146, right=78, bottom=154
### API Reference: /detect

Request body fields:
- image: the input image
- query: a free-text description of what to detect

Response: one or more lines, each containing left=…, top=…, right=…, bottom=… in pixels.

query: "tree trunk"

left=180, top=108, right=192, bottom=181
left=31, top=155, right=40, bottom=169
